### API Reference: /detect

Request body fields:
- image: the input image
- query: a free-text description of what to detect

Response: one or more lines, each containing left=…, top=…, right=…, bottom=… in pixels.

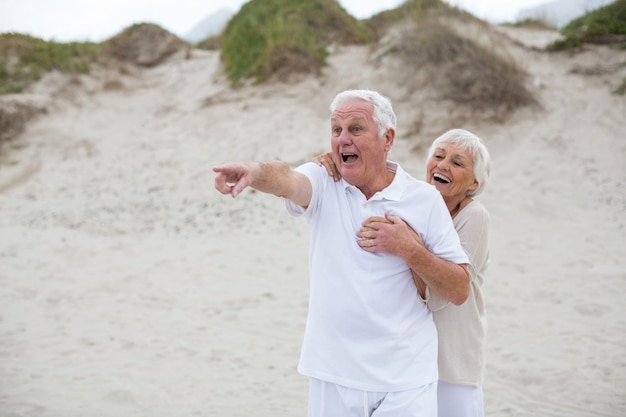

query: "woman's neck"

left=447, top=196, right=472, bottom=219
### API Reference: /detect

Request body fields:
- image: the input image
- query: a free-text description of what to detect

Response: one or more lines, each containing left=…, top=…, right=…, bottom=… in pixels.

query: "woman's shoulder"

left=464, top=199, right=488, bottom=213
left=458, top=199, right=490, bottom=223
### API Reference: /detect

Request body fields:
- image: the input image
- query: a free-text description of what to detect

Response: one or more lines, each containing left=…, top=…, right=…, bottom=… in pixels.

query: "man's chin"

left=340, top=168, right=358, bottom=183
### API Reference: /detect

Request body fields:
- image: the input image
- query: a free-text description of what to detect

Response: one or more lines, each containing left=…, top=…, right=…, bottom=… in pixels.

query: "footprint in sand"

left=574, top=303, right=611, bottom=317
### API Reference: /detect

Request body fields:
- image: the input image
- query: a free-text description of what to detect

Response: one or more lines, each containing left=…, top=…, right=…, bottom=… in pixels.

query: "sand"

left=0, top=24, right=625, bottom=416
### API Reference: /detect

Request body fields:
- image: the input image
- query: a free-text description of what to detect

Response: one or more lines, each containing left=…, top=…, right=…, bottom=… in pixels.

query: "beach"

left=0, top=24, right=625, bottom=416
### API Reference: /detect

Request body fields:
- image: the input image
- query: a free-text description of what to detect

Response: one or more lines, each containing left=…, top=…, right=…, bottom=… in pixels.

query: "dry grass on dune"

left=0, top=96, right=47, bottom=145
left=0, top=23, right=189, bottom=146
left=370, top=19, right=538, bottom=123
left=101, top=23, right=188, bottom=67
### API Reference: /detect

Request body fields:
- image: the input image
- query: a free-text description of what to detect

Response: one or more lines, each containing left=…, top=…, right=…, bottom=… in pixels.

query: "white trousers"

left=437, top=381, right=484, bottom=417
left=307, top=378, right=437, bottom=417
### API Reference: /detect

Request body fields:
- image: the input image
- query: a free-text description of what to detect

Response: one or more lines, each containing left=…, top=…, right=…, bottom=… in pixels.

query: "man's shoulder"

left=392, top=162, right=430, bottom=185
left=386, top=162, right=437, bottom=200
left=401, top=171, right=439, bottom=196
left=295, top=162, right=328, bottom=184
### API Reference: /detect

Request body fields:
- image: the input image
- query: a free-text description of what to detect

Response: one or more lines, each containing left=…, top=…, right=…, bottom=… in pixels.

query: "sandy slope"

left=0, top=25, right=625, bottom=416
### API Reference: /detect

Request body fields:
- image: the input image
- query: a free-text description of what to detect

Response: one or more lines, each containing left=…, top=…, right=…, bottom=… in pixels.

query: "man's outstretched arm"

left=213, top=161, right=312, bottom=208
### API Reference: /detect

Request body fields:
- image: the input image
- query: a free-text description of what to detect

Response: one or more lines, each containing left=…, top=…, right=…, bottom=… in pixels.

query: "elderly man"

left=213, top=90, right=469, bottom=417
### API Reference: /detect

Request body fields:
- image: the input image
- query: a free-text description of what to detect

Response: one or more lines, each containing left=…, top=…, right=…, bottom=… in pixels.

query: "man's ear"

left=383, top=128, right=395, bottom=152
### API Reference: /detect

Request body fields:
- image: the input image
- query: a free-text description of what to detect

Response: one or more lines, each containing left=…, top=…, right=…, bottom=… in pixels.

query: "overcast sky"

left=0, top=0, right=549, bottom=42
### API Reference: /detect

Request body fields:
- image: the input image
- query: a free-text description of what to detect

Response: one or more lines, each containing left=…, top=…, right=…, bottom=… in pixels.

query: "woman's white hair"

left=428, top=129, right=491, bottom=197
left=330, top=89, right=397, bottom=138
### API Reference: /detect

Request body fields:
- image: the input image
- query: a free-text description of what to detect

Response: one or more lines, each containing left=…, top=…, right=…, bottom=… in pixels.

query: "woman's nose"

left=437, top=159, right=449, bottom=169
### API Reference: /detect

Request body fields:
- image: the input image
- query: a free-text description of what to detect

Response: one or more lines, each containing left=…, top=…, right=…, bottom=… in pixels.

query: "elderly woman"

left=315, top=128, right=491, bottom=417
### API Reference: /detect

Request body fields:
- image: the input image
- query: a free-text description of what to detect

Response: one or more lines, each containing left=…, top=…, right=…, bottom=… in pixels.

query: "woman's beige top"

left=425, top=199, right=490, bottom=387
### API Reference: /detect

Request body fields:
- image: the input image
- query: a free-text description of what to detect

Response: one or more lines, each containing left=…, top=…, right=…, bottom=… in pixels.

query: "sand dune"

left=0, top=24, right=625, bottom=416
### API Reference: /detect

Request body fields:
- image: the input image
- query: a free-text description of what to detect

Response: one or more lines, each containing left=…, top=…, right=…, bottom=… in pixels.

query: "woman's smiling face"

left=426, top=142, right=478, bottom=203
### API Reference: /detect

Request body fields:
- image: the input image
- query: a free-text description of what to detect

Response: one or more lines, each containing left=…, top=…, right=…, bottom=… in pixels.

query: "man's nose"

left=338, top=130, right=352, bottom=145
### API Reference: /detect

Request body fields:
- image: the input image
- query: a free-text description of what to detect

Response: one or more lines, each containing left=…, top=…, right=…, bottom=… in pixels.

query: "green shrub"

left=197, top=35, right=222, bottom=50
left=0, top=33, right=100, bottom=94
left=549, top=0, right=626, bottom=50
left=220, top=0, right=370, bottom=86
left=505, top=18, right=556, bottom=30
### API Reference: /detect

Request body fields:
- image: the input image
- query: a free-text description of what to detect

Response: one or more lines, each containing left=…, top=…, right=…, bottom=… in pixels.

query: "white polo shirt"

left=286, top=162, right=468, bottom=392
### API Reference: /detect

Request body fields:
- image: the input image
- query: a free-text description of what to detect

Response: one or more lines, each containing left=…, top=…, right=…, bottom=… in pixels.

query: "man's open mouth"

left=342, top=153, right=358, bottom=163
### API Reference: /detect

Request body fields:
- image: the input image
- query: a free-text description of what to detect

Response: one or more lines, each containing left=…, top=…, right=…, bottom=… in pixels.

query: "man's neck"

left=358, top=168, right=396, bottom=200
